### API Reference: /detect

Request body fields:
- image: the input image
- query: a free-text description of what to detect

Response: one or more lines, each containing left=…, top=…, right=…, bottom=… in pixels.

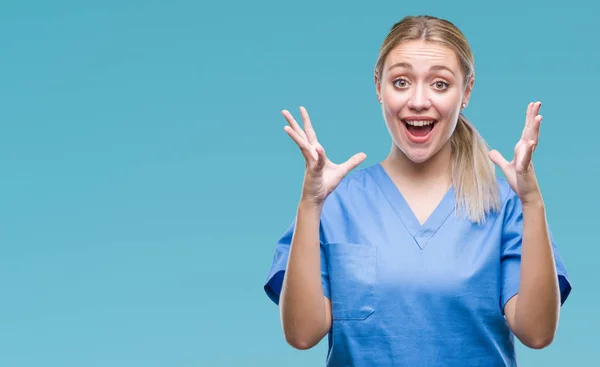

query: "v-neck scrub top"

left=264, top=163, right=572, bottom=367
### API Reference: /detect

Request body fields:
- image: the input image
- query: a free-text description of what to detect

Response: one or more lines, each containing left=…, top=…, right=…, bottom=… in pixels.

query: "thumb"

left=488, top=149, right=510, bottom=171
left=339, top=152, right=367, bottom=176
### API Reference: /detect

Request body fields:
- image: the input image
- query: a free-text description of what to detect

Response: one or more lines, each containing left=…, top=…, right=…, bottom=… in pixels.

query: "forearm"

left=279, top=200, right=330, bottom=349
left=514, top=196, right=560, bottom=347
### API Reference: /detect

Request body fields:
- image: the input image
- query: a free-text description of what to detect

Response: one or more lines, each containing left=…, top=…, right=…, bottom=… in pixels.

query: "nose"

left=407, top=84, right=431, bottom=111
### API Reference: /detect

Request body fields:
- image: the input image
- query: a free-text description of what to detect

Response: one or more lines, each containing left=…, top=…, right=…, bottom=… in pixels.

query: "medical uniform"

left=264, top=163, right=571, bottom=366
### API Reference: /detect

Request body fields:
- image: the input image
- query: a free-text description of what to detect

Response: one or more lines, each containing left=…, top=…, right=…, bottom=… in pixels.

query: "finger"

left=300, top=106, right=318, bottom=146
left=517, top=140, right=536, bottom=173
left=533, top=100, right=542, bottom=115
left=313, top=145, right=327, bottom=172
left=523, top=101, right=542, bottom=142
left=531, top=114, right=542, bottom=146
left=282, top=110, right=308, bottom=141
left=488, top=149, right=510, bottom=171
left=315, top=141, right=324, bottom=154
left=524, top=111, right=542, bottom=146
left=338, top=152, right=367, bottom=175
left=284, top=125, right=318, bottom=162
left=530, top=101, right=542, bottom=128
left=521, top=102, right=534, bottom=140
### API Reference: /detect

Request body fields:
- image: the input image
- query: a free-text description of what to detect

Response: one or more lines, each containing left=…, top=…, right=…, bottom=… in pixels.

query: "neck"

left=382, top=141, right=453, bottom=189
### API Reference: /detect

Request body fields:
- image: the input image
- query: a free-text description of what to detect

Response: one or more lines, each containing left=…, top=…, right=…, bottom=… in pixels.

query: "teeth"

left=405, top=120, right=435, bottom=126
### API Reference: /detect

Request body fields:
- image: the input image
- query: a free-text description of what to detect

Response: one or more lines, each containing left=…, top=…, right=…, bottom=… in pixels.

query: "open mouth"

left=402, top=119, right=437, bottom=142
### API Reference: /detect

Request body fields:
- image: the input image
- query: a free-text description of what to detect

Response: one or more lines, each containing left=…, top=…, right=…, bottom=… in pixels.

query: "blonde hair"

left=374, top=15, right=500, bottom=224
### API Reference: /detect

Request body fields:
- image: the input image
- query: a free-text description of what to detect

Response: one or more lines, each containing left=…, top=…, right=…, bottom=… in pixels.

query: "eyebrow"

left=387, top=62, right=456, bottom=76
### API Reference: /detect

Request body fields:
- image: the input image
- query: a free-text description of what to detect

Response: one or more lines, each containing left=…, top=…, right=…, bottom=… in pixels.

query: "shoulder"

left=336, top=165, right=374, bottom=191
left=320, top=164, right=379, bottom=215
left=326, top=164, right=379, bottom=201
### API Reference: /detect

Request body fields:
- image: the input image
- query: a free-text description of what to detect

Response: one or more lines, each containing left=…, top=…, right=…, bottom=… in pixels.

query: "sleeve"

left=263, top=218, right=331, bottom=306
left=500, top=191, right=572, bottom=312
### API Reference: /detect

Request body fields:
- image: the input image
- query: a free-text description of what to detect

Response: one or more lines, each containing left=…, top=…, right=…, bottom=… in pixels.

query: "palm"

left=489, top=101, right=543, bottom=201
left=282, top=107, right=366, bottom=204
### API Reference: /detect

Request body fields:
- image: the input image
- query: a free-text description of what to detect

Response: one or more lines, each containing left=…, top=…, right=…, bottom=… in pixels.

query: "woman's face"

left=376, top=40, right=473, bottom=164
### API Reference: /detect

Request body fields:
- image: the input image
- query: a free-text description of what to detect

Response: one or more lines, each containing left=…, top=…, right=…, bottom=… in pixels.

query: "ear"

left=463, top=76, right=474, bottom=106
left=374, top=72, right=382, bottom=102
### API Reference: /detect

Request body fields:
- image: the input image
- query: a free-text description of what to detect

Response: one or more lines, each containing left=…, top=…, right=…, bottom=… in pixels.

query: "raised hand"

left=282, top=106, right=367, bottom=205
left=489, top=101, right=543, bottom=204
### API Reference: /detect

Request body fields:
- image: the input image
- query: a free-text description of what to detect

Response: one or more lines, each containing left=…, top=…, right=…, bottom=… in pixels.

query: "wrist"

left=298, top=197, right=325, bottom=213
left=520, top=192, right=545, bottom=209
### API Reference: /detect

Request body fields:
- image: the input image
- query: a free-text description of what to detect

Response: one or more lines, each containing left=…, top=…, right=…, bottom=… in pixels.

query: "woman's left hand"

left=489, top=101, right=543, bottom=205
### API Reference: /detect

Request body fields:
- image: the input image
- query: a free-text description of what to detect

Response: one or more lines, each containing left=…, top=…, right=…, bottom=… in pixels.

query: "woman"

left=263, top=15, right=571, bottom=366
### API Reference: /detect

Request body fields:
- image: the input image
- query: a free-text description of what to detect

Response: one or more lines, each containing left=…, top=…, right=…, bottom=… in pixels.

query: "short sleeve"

left=500, top=191, right=572, bottom=312
left=263, top=218, right=331, bottom=306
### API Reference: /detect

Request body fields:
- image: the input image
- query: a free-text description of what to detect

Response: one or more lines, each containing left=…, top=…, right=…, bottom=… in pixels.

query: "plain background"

left=1, top=0, right=596, bottom=365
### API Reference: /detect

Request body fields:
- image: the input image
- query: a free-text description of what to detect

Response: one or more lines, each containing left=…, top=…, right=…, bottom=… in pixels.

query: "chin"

left=394, top=123, right=449, bottom=164
left=403, top=148, right=434, bottom=164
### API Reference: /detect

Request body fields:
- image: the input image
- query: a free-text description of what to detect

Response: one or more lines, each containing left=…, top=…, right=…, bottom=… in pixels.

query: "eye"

left=393, top=78, right=409, bottom=89
left=433, top=80, right=450, bottom=90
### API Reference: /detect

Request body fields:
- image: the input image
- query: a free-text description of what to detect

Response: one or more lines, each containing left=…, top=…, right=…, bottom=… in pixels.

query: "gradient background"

left=0, top=0, right=596, bottom=366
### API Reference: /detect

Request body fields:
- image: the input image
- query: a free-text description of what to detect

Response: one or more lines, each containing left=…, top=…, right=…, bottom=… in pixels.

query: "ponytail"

left=450, top=114, right=500, bottom=224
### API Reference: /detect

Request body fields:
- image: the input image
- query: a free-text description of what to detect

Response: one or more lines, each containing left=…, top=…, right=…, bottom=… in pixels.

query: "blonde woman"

left=264, top=15, right=571, bottom=366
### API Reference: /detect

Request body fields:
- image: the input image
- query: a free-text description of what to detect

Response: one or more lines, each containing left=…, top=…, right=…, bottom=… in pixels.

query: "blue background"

left=0, top=0, right=596, bottom=365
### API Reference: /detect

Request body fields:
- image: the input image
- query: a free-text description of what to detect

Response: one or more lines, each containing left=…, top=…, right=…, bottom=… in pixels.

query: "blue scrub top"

left=264, top=163, right=572, bottom=366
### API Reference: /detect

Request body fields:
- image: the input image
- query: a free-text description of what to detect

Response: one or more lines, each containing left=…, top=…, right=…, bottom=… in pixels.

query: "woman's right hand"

left=282, top=106, right=367, bottom=206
